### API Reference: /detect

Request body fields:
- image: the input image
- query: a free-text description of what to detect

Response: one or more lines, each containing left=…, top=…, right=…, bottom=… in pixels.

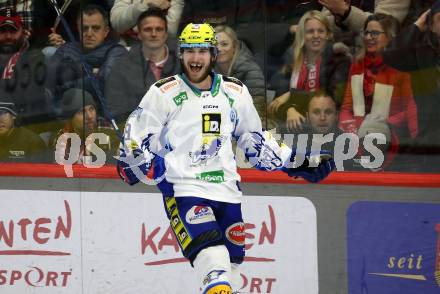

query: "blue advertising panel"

left=347, top=201, right=440, bottom=294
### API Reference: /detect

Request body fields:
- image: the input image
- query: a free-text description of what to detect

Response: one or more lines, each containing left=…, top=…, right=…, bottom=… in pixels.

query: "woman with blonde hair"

left=268, top=10, right=350, bottom=133
left=214, top=25, right=266, bottom=120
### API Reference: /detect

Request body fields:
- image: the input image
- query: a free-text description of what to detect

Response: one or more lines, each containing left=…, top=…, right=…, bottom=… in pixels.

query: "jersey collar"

left=180, top=72, right=221, bottom=97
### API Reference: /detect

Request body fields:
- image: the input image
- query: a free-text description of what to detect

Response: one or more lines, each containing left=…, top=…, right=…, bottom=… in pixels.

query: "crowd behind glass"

left=0, top=0, right=438, bottom=173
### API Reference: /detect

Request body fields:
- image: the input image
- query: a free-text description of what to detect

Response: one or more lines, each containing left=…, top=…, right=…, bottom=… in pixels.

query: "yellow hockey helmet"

left=178, top=23, right=217, bottom=49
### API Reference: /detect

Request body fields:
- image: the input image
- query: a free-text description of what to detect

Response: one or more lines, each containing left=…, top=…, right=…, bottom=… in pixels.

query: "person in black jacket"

left=106, top=8, right=180, bottom=126
left=0, top=9, right=51, bottom=133
left=382, top=1, right=440, bottom=171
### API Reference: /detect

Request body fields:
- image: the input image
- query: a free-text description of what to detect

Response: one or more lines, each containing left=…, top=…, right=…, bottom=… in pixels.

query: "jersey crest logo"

left=189, top=136, right=225, bottom=166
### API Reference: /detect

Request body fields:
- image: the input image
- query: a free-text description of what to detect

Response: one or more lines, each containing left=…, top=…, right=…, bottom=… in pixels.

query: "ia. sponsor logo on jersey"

left=185, top=205, right=216, bottom=224
left=202, top=113, right=221, bottom=134
left=196, top=170, right=225, bottom=183
left=226, top=222, right=245, bottom=245
left=173, top=92, right=188, bottom=106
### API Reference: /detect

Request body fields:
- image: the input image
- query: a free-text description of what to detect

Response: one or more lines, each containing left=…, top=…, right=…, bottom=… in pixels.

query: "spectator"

left=0, top=9, right=49, bottom=131
left=266, top=0, right=324, bottom=72
left=0, top=1, right=32, bottom=36
left=401, top=0, right=435, bottom=28
left=306, top=91, right=342, bottom=136
left=180, top=0, right=262, bottom=28
left=383, top=1, right=440, bottom=170
left=267, top=0, right=323, bottom=24
left=110, top=0, right=183, bottom=36
left=51, top=88, right=118, bottom=164
left=106, top=8, right=179, bottom=125
left=339, top=14, right=418, bottom=163
left=287, top=91, right=376, bottom=170
left=0, top=100, right=47, bottom=162
left=291, top=91, right=344, bottom=152
left=319, top=0, right=411, bottom=34
left=214, top=25, right=265, bottom=122
left=48, top=4, right=127, bottom=114
left=180, top=1, right=265, bottom=73
left=268, top=10, right=350, bottom=133
left=33, top=0, right=113, bottom=49
left=353, top=113, right=393, bottom=170
left=293, top=91, right=394, bottom=171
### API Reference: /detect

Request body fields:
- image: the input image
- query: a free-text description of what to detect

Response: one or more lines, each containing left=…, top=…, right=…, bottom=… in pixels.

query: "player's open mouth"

left=189, top=63, right=203, bottom=72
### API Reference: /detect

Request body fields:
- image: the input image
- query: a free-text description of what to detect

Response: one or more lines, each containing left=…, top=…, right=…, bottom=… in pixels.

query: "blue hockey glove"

left=282, top=151, right=336, bottom=183
left=117, top=148, right=150, bottom=185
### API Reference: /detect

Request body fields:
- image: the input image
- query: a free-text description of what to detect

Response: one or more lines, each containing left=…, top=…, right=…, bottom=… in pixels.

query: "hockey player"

left=117, top=23, right=335, bottom=294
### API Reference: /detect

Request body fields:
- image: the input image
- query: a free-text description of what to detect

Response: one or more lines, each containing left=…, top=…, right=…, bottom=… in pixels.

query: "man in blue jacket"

left=48, top=4, right=127, bottom=116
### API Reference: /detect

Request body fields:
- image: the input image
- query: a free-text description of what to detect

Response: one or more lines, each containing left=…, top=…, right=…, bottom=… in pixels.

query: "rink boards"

left=0, top=190, right=317, bottom=294
left=0, top=178, right=439, bottom=294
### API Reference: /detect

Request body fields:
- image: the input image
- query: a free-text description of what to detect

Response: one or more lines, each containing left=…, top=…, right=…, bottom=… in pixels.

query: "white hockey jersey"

left=121, top=73, right=292, bottom=203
